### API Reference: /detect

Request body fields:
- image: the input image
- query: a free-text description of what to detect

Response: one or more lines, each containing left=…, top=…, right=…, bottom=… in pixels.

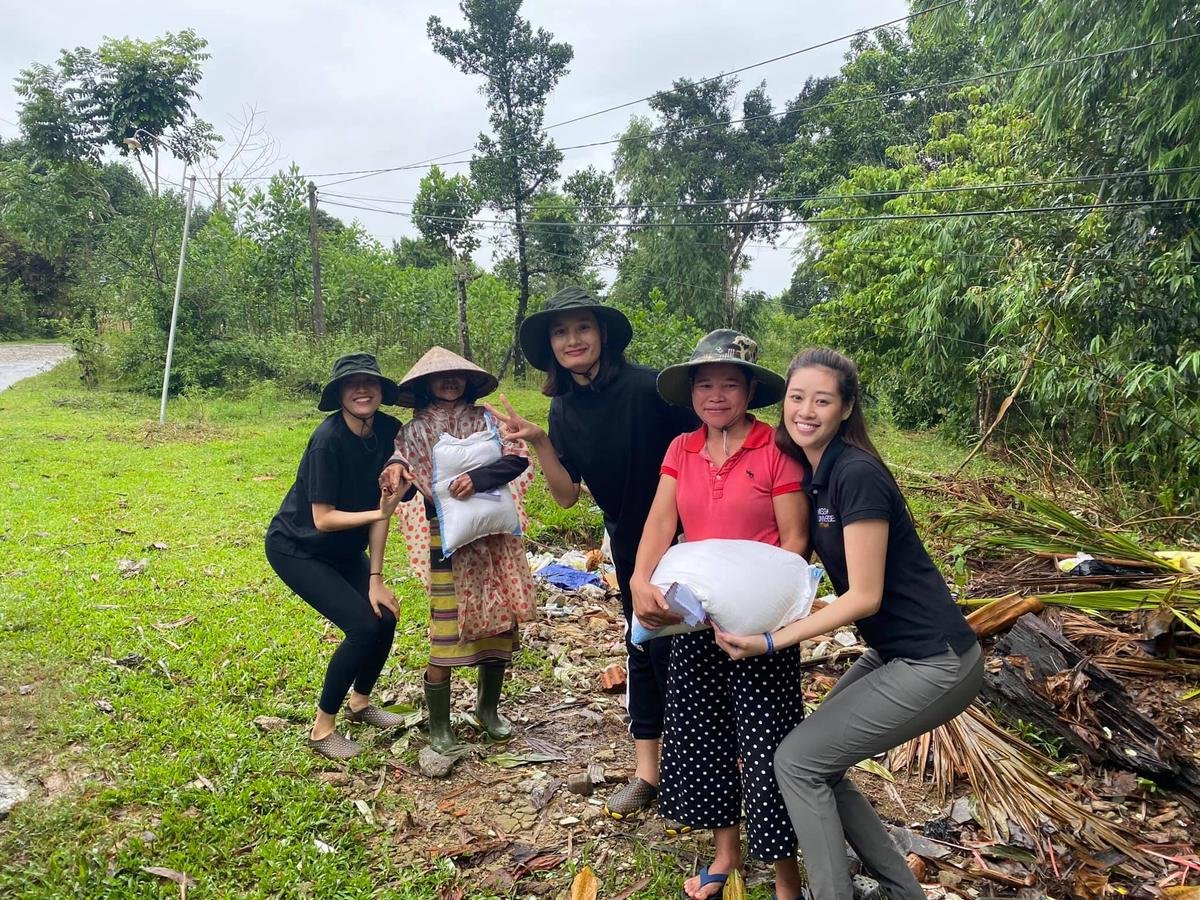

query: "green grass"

left=0, top=363, right=985, bottom=897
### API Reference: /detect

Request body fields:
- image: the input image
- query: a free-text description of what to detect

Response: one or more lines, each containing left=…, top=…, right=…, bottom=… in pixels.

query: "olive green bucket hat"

left=317, top=353, right=400, bottom=411
left=518, top=286, right=633, bottom=372
left=656, top=329, right=785, bottom=409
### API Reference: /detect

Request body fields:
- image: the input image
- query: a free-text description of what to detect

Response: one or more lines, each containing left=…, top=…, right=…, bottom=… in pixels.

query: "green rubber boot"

left=473, top=663, right=514, bottom=741
left=424, top=676, right=464, bottom=754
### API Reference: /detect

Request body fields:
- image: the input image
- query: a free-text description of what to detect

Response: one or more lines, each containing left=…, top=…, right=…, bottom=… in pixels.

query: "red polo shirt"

left=660, top=418, right=804, bottom=546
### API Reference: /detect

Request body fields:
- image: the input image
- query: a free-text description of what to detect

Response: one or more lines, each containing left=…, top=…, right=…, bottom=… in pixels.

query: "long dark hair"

left=775, top=347, right=894, bottom=480
left=540, top=319, right=627, bottom=397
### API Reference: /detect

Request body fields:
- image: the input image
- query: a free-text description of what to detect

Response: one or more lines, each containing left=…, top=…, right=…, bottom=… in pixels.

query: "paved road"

left=0, top=342, right=74, bottom=392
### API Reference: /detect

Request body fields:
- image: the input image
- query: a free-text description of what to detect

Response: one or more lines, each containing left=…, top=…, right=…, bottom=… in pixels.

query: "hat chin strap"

left=342, top=403, right=375, bottom=434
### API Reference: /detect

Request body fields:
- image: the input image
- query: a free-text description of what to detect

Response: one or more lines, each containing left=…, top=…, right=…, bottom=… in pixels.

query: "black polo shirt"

left=804, top=436, right=977, bottom=662
left=548, top=363, right=697, bottom=570
left=266, top=411, right=402, bottom=562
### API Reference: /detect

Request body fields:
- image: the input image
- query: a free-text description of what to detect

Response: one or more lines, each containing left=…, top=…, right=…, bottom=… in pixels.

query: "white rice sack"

left=631, top=539, right=823, bottom=647
left=431, top=425, right=520, bottom=558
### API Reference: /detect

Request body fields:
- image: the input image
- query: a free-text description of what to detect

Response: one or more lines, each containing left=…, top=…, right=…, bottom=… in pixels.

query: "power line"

left=505, top=243, right=1199, bottom=441
left=769, top=243, right=1200, bottom=275
left=545, top=0, right=968, bottom=133
left=311, top=31, right=1200, bottom=187
left=319, top=164, right=1200, bottom=213
left=771, top=301, right=1200, bottom=440
left=296, top=1, right=966, bottom=187
left=318, top=194, right=1200, bottom=229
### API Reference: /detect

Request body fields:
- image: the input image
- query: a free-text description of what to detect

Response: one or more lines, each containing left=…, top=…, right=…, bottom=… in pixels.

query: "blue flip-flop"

left=683, top=866, right=729, bottom=898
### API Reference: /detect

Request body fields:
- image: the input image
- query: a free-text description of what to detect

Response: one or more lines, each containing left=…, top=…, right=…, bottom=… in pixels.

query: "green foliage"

left=779, top=16, right=982, bottom=205
left=754, top=298, right=818, bottom=372
left=525, top=190, right=591, bottom=279
left=613, top=77, right=794, bottom=330
left=427, top=1, right=573, bottom=216
left=428, top=0, right=574, bottom=373
left=804, top=89, right=1200, bottom=506
left=0, top=150, right=144, bottom=333
left=613, top=287, right=705, bottom=367
left=0, top=279, right=32, bottom=336
left=392, top=236, right=451, bottom=270
left=15, top=30, right=217, bottom=174
left=961, top=0, right=1200, bottom=197
left=411, top=164, right=481, bottom=257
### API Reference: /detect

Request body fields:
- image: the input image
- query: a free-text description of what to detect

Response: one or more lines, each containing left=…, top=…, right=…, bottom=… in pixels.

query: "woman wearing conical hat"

left=380, top=347, right=537, bottom=752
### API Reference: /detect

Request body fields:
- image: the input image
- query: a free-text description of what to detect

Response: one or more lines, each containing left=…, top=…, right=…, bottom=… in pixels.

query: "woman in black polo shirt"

left=266, top=354, right=414, bottom=760
left=714, top=347, right=982, bottom=900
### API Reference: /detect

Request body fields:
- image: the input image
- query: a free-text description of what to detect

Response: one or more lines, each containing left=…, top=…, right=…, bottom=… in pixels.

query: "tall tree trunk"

left=454, top=253, right=473, bottom=361
left=513, top=208, right=530, bottom=378
left=721, top=266, right=736, bottom=328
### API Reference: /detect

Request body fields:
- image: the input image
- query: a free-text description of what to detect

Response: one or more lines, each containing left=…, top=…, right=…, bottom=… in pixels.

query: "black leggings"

left=614, top=550, right=672, bottom=741
left=266, top=543, right=396, bottom=715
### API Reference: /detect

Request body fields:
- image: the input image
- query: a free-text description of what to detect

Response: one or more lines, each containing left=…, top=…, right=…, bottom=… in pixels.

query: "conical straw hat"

left=395, top=346, right=499, bottom=407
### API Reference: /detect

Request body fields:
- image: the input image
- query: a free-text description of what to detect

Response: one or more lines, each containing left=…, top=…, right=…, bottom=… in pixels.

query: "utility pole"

left=308, top=181, right=326, bottom=338
left=159, top=175, right=197, bottom=423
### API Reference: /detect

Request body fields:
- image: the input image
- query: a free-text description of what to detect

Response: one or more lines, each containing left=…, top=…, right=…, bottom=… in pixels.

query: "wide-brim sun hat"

left=518, top=285, right=633, bottom=372
left=318, top=352, right=400, bottom=411
left=394, top=346, right=499, bottom=407
left=656, top=329, right=785, bottom=409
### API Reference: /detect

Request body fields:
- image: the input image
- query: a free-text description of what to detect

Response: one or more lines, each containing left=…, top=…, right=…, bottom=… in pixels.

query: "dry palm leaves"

left=890, top=703, right=1148, bottom=864
left=940, top=490, right=1190, bottom=574
left=962, top=586, right=1200, bottom=613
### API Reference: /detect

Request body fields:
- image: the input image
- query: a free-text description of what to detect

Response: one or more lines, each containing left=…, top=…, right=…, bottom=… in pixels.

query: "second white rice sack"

left=631, top=538, right=823, bottom=646
left=431, top=423, right=521, bottom=558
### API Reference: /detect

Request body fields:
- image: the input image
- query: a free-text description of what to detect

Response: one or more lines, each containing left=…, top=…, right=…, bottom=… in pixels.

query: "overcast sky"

left=1, top=0, right=909, bottom=294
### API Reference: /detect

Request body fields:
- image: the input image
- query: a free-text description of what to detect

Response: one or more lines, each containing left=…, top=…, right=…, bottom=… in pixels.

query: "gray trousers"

left=774, top=642, right=983, bottom=900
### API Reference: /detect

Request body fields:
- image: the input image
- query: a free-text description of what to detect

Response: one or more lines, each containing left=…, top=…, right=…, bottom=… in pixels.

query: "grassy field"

left=0, top=362, right=987, bottom=898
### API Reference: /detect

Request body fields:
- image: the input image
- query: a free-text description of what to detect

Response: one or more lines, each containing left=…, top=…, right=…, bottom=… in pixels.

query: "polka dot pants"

left=660, top=629, right=804, bottom=862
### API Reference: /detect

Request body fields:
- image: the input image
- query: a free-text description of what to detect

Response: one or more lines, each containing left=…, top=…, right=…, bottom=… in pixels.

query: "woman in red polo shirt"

left=631, top=330, right=809, bottom=900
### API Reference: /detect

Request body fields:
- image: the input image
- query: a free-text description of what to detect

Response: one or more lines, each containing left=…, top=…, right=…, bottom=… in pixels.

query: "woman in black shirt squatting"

left=265, top=354, right=415, bottom=760
left=714, top=348, right=983, bottom=900
left=486, top=286, right=696, bottom=820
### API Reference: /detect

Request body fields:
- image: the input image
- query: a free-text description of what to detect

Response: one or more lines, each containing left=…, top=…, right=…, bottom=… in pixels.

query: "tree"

left=411, top=165, right=483, bottom=359
left=613, top=78, right=793, bottom=329
left=561, top=166, right=619, bottom=266
left=804, top=90, right=1200, bottom=508
left=392, top=236, right=452, bottom=270
left=14, top=30, right=218, bottom=194
left=194, top=106, right=280, bottom=209
left=778, top=17, right=981, bottom=205
left=428, top=0, right=573, bottom=375
left=779, top=250, right=832, bottom=319
left=958, top=0, right=1200, bottom=199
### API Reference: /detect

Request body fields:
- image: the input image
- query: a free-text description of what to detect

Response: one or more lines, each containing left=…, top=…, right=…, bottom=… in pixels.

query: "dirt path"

left=0, top=343, right=73, bottom=392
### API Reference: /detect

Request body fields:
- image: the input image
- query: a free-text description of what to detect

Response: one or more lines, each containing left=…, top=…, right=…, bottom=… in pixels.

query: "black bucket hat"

left=518, top=286, right=633, bottom=372
left=656, top=329, right=785, bottom=409
left=317, top=353, right=400, bottom=411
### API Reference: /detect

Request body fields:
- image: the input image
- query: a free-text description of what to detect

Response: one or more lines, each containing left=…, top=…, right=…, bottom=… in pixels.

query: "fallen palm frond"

left=890, top=703, right=1148, bottom=864
left=940, top=490, right=1188, bottom=573
left=1092, top=656, right=1200, bottom=677
left=961, top=586, right=1200, bottom=612
left=1055, top=610, right=1200, bottom=673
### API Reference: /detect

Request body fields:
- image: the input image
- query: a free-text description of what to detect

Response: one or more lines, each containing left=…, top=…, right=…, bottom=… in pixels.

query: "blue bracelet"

left=763, top=631, right=775, bottom=655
